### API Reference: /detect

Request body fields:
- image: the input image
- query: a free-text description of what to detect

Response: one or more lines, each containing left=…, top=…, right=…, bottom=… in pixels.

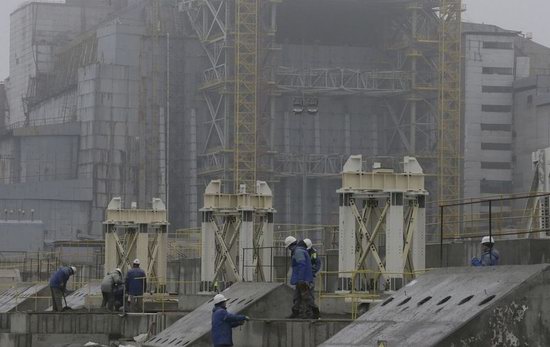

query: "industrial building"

left=2, top=0, right=550, bottom=346
left=0, top=0, right=448, bottom=243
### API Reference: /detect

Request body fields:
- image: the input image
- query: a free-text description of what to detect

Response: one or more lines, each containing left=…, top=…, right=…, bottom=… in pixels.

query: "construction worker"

left=49, top=266, right=76, bottom=312
left=304, top=238, right=321, bottom=319
left=101, top=268, right=123, bottom=311
left=471, top=236, right=500, bottom=266
left=126, top=259, right=146, bottom=312
left=285, top=236, right=314, bottom=319
left=211, top=293, right=249, bottom=347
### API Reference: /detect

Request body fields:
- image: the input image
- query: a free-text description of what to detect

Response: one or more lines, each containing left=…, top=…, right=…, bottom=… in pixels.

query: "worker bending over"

left=49, top=266, right=76, bottom=312
left=101, top=268, right=123, bottom=311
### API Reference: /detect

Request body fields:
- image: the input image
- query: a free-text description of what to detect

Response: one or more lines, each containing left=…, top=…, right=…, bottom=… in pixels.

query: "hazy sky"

left=0, top=0, right=549, bottom=78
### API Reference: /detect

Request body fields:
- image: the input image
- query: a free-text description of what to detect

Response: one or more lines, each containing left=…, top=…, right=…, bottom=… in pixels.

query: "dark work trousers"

left=292, top=282, right=313, bottom=318
left=101, top=291, right=115, bottom=311
left=309, top=280, right=320, bottom=318
left=50, top=287, right=64, bottom=312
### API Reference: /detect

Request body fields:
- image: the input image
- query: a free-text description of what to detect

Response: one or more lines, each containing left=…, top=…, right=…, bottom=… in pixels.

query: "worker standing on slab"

left=126, top=259, right=146, bottom=312
left=211, top=294, right=249, bottom=347
left=48, top=265, right=76, bottom=312
left=471, top=236, right=500, bottom=266
left=304, top=238, right=321, bottom=319
left=101, top=268, right=123, bottom=311
left=285, top=236, right=314, bottom=319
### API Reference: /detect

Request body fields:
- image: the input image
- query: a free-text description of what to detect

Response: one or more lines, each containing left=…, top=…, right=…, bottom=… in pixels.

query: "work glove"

left=244, top=316, right=250, bottom=321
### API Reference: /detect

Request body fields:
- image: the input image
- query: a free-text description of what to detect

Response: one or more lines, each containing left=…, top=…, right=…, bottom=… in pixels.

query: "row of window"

left=482, top=41, right=514, bottom=50
left=481, top=105, right=512, bottom=112
left=480, top=180, right=513, bottom=194
left=481, top=143, right=511, bottom=150
left=481, top=86, right=513, bottom=93
left=482, top=67, right=514, bottom=75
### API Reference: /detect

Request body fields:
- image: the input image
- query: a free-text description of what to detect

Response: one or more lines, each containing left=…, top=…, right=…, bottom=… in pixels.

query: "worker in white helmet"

left=303, top=238, right=321, bottom=319
left=211, top=294, right=249, bottom=347
left=284, top=236, right=315, bottom=319
left=471, top=236, right=500, bottom=266
left=100, top=268, right=124, bottom=311
left=48, top=265, right=76, bottom=311
left=126, top=259, right=146, bottom=312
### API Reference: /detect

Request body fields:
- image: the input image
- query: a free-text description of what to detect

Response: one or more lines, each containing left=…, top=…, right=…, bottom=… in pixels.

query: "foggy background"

left=0, top=0, right=549, bottom=78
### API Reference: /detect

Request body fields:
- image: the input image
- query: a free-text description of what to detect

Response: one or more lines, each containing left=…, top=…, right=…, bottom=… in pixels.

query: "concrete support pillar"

left=136, top=225, right=149, bottom=275
left=386, top=193, right=404, bottom=280
left=239, top=210, right=254, bottom=281
left=104, top=224, right=117, bottom=275
left=201, top=211, right=216, bottom=286
left=261, top=213, right=274, bottom=282
left=412, top=196, right=426, bottom=271
left=156, top=226, right=168, bottom=289
left=338, top=193, right=355, bottom=289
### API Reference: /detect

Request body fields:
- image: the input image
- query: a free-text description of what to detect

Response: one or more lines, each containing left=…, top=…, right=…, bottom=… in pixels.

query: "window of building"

left=482, top=105, right=512, bottom=113
left=481, top=123, right=512, bottom=131
left=481, top=162, right=511, bottom=169
left=480, top=180, right=513, bottom=194
left=482, top=67, right=514, bottom=75
left=481, top=143, right=512, bottom=150
left=482, top=86, right=513, bottom=93
left=482, top=41, right=513, bottom=50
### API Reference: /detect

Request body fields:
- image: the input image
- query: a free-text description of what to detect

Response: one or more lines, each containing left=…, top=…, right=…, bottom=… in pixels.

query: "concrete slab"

left=0, top=284, right=48, bottom=313
left=145, top=282, right=294, bottom=347
left=321, top=264, right=550, bottom=346
left=45, top=282, right=101, bottom=311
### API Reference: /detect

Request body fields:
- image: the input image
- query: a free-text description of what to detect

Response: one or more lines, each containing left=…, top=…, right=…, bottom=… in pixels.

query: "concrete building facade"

left=462, top=23, right=550, bottom=203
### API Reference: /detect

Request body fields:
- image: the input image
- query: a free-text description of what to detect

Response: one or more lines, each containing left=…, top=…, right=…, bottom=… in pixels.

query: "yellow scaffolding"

left=438, top=0, right=462, bottom=233
left=234, top=0, right=259, bottom=193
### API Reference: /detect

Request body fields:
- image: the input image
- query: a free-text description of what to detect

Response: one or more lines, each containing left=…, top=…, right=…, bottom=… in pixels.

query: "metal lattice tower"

left=234, top=0, right=259, bottom=193
left=438, top=0, right=462, bottom=232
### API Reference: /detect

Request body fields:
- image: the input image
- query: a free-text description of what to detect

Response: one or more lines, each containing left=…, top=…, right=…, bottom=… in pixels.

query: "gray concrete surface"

left=321, top=264, right=550, bottom=346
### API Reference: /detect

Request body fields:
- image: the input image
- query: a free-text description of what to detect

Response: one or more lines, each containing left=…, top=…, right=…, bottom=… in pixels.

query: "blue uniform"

left=308, top=247, right=321, bottom=277
left=126, top=267, right=147, bottom=295
left=471, top=248, right=500, bottom=266
left=49, top=267, right=72, bottom=290
left=290, top=242, right=313, bottom=285
left=211, top=305, right=247, bottom=346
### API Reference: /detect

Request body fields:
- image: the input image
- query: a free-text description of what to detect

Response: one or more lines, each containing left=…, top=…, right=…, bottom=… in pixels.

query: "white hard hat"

left=284, top=236, right=297, bottom=248
left=304, top=238, right=313, bottom=250
left=213, top=294, right=227, bottom=305
left=481, top=236, right=495, bottom=244
left=70, top=266, right=77, bottom=274
left=133, top=258, right=141, bottom=265
left=115, top=268, right=122, bottom=274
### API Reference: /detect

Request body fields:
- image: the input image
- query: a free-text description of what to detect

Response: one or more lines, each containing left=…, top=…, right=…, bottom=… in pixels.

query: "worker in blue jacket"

left=125, top=258, right=146, bottom=312
left=211, top=294, right=249, bottom=347
left=49, top=266, right=76, bottom=311
left=471, top=236, right=500, bottom=266
left=304, top=238, right=321, bottom=319
left=285, top=236, right=314, bottom=319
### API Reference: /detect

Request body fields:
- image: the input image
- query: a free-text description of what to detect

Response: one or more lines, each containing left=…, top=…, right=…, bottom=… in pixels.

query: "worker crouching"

left=101, top=268, right=123, bottom=311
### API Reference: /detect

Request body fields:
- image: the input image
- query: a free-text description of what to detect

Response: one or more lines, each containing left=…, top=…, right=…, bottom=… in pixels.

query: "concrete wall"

left=0, top=220, right=45, bottom=252
left=513, top=75, right=550, bottom=194
left=463, top=32, right=516, bottom=201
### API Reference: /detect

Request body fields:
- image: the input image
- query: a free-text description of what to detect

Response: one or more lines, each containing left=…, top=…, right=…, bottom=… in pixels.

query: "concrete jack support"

left=200, top=180, right=275, bottom=293
left=337, top=155, right=427, bottom=292
left=104, top=197, right=168, bottom=292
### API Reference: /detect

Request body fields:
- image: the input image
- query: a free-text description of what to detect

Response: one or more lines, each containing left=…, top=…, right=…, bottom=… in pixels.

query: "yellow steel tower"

left=234, top=0, right=259, bottom=193
left=438, top=0, right=462, bottom=232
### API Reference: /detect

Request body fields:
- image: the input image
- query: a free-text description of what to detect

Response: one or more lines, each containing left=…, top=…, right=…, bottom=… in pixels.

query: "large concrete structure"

left=462, top=23, right=550, bottom=204
left=0, top=0, right=442, bottom=241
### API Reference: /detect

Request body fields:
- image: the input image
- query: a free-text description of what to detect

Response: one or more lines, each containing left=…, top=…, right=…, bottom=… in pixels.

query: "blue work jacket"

left=211, top=305, right=247, bottom=346
left=126, top=267, right=147, bottom=295
left=290, top=241, right=313, bottom=285
left=309, top=247, right=322, bottom=277
left=471, top=248, right=500, bottom=266
left=49, top=267, right=72, bottom=289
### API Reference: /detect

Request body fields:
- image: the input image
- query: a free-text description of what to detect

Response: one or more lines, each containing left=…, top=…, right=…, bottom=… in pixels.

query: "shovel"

left=61, top=291, right=72, bottom=311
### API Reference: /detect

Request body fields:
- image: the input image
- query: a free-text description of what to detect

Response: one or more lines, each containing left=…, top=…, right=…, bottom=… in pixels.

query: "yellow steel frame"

left=438, top=0, right=462, bottom=232
left=234, top=0, right=259, bottom=193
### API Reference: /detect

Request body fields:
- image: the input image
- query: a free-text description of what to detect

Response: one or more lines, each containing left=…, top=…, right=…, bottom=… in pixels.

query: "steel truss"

left=200, top=180, right=275, bottom=291
left=338, top=155, right=427, bottom=291
left=104, top=197, right=168, bottom=291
